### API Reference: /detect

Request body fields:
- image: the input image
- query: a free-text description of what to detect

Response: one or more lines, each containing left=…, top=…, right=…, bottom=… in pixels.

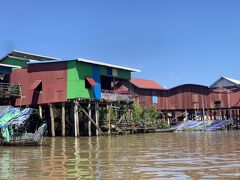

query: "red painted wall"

left=10, top=62, right=67, bottom=106
left=122, top=83, right=240, bottom=110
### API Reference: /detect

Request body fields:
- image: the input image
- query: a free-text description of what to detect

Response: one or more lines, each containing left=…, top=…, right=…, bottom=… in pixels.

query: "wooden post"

left=76, top=105, right=80, bottom=137
left=77, top=103, right=104, bottom=135
left=229, top=108, right=233, bottom=120
left=61, top=103, right=66, bottom=137
left=238, top=109, right=240, bottom=120
left=49, top=104, right=55, bottom=137
left=95, top=101, right=99, bottom=136
left=39, top=105, right=43, bottom=119
left=184, top=110, right=187, bottom=121
left=74, top=101, right=78, bottom=137
left=107, top=103, right=112, bottom=135
left=88, top=102, right=92, bottom=136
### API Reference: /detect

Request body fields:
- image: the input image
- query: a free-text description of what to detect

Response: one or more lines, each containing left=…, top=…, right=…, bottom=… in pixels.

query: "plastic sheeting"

left=174, top=119, right=230, bottom=131
left=205, top=120, right=231, bottom=131
left=0, top=106, right=34, bottom=142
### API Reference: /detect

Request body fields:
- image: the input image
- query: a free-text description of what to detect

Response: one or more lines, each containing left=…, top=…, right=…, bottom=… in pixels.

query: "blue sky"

left=0, top=0, right=240, bottom=88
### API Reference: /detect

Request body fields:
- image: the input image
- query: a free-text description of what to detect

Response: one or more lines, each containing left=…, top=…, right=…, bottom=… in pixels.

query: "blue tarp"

left=174, top=119, right=230, bottom=131
left=205, top=120, right=231, bottom=131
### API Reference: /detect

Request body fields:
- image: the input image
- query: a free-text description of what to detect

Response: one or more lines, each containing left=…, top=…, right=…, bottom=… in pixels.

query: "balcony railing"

left=101, top=90, right=133, bottom=102
left=0, top=83, right=21, bottom=98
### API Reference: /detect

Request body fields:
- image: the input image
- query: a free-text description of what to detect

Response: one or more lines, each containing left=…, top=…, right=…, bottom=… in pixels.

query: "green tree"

left=131, top=103, right=143, bottom=123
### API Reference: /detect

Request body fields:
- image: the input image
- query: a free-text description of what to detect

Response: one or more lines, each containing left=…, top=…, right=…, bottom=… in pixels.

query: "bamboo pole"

left=49, top=104, right=55, bottom=137
left=61, top=103, right=66, bottom=137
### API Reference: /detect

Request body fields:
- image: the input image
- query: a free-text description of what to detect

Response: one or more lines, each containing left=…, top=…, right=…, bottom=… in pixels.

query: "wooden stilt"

left=76, top=106, right=80, bottom=137
left=166, top=111, right=169, bottom=123
left=77, top=103, right=104, bottom=135
left=95, top=101, right=99, bottom=136
left=107, top=103, right=112, bottom=135
left=39, top=105, right=43, bottom=119
left=49, top=104, right=55, bottom=137
left=88, top=102, right=92, bottom=136
left=184, top=110, right=187, bottom=121
left=238, top=109, right=240, bottom=120
left=74, top=101, right=78, bottom=137
left=61, top=102, right=66, bottom=137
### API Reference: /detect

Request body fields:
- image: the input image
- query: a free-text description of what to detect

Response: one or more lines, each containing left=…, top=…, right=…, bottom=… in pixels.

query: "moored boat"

left=0, top=106, right=47, bottom=146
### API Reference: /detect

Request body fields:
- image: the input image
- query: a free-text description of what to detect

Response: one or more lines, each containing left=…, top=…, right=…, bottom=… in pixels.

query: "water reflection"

left=0, top=131, right=240, bottom=179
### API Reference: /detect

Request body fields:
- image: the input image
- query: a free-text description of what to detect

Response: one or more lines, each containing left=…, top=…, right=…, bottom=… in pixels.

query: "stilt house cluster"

left=1, top=50, right=240, bottom=135
left=0, top=50, right=140, bottom=136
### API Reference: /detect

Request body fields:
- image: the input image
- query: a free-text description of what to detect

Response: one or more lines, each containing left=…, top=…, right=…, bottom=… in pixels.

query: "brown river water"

left=1, top=131, right=240, bottom=179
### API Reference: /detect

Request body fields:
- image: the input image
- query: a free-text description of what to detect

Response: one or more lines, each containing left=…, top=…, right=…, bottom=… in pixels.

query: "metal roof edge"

left=12, top=50, right=61, bottom=60
left=27, top=59, right=75, bottom=65
left=0, top=63, right=21, bottom=69
left=209, top=76, right=224, bottom=88
left=169, top=83, right=209, bottom=90
left=210, top=76, right=240, bottom=88
left=77, top=58, right=141, bottom=72
left=132, top=85, right=165, bottom=90
left=130, top=78, right=165, bottom=90
left=222, top=76, right=240, bottom=85
left=0, top=51, right=12, bottom=61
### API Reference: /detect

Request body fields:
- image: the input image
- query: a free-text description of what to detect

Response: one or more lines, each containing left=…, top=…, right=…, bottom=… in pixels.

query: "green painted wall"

left=117, top=69, right=131, bottom=79
left=67, top=60, right=132, bottom=100
left=1, top=57, right=28, bottom=68
left=100, top=66, right=107, bottom=76
left=67, top=61, right=93, bottom=99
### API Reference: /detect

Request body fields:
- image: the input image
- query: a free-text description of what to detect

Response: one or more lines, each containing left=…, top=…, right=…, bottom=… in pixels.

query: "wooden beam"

left=49, top=104, right=55, bottom=137
left=88, top=102, right=92, bottom=136
left=61, top=102, right=66, bottom=137
left=77, top=102, right=104, bottom=135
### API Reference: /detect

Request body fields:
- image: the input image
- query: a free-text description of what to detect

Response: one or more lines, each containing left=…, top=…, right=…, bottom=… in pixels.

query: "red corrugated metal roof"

left=130, top=78, right=165, bottom=90
left=86, top=77, right=96, bottom=87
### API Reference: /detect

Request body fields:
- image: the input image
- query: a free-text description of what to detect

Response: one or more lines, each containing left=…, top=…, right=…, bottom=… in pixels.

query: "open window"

left=100, top=76, right=112, bottom=90
left=85, top=77, right=96, bottom=89
left=29, top=80, right=42, bottom=93
left=214, top=101, right=221, bottom=108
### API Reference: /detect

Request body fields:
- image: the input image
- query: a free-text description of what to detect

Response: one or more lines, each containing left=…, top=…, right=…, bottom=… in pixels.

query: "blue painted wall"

left=92, top=65, right=101, bottom=99
left=107, top=67, right=112, bottom=76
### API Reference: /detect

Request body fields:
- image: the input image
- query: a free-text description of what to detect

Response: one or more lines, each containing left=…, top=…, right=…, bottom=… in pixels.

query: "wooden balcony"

left=0, top=83, right=21, bottom=98
left=101, top=90, right=133, bottom=102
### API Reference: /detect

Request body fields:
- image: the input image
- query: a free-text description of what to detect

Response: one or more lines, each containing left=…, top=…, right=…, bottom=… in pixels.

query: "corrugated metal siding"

left=1, top=57, right=28, bottom=68
left=92, top=65, right=101, bottom=99
left=10, top=62, right=67, bottom=106
left=130, top=84, right=240, bottom=110
left=67, top=61, right=93, bottom=99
